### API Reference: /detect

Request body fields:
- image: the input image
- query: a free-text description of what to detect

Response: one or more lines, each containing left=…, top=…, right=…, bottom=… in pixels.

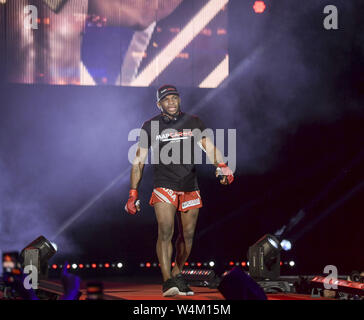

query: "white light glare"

left=72, top=264, right=77, bottom=269
left=50, top=242, right=58, bottom=251
left=209, top=261, right=215, bottom=267
left=280, top=240, right=292, bottom=251
left=268, top=237, right=279, bottom=249
left=117, top=263, right=123, bottom=268
left=289, top=261, right=295, bottom=267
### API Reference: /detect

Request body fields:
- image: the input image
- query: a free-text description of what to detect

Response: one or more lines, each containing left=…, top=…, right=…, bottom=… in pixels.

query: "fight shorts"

left=149, top=188, right=203, bottom=212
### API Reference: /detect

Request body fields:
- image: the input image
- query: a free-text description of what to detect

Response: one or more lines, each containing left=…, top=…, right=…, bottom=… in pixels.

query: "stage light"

left=267, top=237, right=279, bottom=249
left=50, top=242, right=58, bottom=252
left=20, top=236, right=57, bottom=280
left=79, top=264, right=84, bottom=269
left=197, top=262, right=202, bottom=267
left=229, top=261, right=234, bottom=266
left=280, top=239, right=292, bottom=251
left=98, top=264, right=103, bottom=268
left=146, top=262, right=151, bottom=268
left=248, top=234, right=282, bottom=280
left=253, top=1, right=266, bottom=14
left=185, top=262, right=189, bottom=266
left=241, top=262, right=247, bottom=267
left=209, top=261, right=215, bottom=267
left=117, top=263, right=123, bottom=268
left=51, top=264, right=58, bottom=270
left=140, top=263, right=145, bottom=268
left=104, top=263, right=110, bottom=268
left=289, top=261, right=295, bottom=267
left=72, top=264, right=77, bottom=269
left=152, top=263, right=157, bottom=267
left=91, top=263, right=97, bottom=269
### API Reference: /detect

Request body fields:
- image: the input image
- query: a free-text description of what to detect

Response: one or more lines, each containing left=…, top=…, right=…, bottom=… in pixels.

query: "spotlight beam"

left=275, top=147, right=364, bottom=239
left=290, top=180, right=364, bottom=243
left=52, top=168, right=129, bottom=241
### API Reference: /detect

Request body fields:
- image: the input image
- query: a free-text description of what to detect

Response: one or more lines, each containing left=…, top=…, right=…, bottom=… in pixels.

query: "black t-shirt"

left=139, top=112, right=207, bottom=191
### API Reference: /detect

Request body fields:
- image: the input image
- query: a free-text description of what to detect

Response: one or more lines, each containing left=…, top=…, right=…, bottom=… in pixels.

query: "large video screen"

left=1, top=0, right=228, bottom=88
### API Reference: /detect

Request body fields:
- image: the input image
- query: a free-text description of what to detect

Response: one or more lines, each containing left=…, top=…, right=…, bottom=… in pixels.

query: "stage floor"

left=79, top=282, right=332, bottom=300
left=40, top=276, right=334, bottom=300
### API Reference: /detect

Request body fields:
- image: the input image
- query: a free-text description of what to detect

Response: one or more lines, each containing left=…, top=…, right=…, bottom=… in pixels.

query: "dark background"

left=0, top=0, right=363, bottom=276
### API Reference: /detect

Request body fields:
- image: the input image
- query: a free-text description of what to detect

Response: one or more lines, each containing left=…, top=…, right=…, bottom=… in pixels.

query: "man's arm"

left=200, top=136, right=225, bottom=168
left=130, top=146, right=148, bottom=189
left=88, top=0, right=183, bottom=30
left=200, top=137, right=234, bottom=185
left=125, top=146, right=149, bottom=214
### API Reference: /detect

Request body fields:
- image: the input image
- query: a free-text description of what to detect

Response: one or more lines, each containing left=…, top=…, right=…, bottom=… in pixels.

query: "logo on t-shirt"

left=156, top=130, right=193, bottom=142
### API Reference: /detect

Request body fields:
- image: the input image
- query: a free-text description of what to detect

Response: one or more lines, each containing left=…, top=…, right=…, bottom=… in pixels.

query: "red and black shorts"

left=149, top=188, right=203, bottom=212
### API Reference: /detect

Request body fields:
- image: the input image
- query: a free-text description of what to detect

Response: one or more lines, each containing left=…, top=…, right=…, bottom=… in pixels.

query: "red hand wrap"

left=217, top=163, right=234, bottom=184
left=125, top=189, right=139, bottom=215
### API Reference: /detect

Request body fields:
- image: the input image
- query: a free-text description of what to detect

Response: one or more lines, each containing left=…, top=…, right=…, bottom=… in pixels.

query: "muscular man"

left=125, top=85, right=234, bottom=297
left=3, top=0, right=182, bottom=84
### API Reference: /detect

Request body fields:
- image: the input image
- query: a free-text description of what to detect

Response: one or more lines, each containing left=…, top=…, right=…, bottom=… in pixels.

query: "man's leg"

left=154, top=202, right=177, bottom=282
left=172, top=208, right=199, bottom=277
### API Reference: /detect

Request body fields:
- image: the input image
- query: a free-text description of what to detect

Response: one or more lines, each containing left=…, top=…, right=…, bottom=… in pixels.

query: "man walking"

left=125, top=85, right=234, bottom=296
